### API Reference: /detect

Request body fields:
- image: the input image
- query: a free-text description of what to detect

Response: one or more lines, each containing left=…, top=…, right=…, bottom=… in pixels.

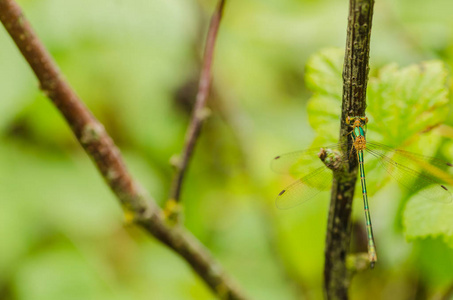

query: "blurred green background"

left=1, top=0, right=453, bottom=299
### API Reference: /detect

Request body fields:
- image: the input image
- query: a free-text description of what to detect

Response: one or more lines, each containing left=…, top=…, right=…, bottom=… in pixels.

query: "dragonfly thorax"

left=354, top=135, right=367, bottom=151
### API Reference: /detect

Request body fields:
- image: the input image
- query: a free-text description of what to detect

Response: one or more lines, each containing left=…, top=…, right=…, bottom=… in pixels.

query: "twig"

left=0, top=1, right=248, bottom=299
left=323, top=0, right=374, bottom=299
left=169, top=0, right=225, bottom=203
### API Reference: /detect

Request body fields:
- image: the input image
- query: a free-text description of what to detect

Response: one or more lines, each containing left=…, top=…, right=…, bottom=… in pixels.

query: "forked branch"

left=0, top=0, right=247, bottom=299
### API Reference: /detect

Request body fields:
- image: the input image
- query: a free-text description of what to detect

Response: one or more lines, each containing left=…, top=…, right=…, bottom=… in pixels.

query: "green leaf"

left=305, top=48, right=343, bottom=99
left=305, top=48, right=449, bottom=149
left=305, top=48, right=343, bottom=144
left=367, top=61, right=449, bottom=147
left=403, top=192, right=453, bottom=249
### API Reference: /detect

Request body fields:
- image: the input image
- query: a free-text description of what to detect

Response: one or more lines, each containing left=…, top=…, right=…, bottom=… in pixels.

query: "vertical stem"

left=324, top=0, right=374, bottom=299
left=169, top=0, right=226, bottom=203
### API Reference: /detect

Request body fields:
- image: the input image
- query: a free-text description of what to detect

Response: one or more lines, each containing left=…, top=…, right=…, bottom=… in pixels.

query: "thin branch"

left=169, top=0, right=225, bottom=203
left=0, top=1, right=248, bottom=299
left=324, top=0, right=374, bottom=299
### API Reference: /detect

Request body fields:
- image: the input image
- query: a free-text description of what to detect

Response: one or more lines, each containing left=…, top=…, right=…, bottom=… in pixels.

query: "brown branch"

left=169, top=0, right=225, bottom=203
left=0, top=1, right=249, bottom=299
left=324, top=0, right=374, bottom=299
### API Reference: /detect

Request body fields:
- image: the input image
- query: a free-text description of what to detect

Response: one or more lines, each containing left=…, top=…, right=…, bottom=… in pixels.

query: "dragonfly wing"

left=271, top=144, right=344, bottom=176
left=367, top=142, right=453, bottom=170
left=276, top=166, right=333, bottom=209
left=366, top=142, right=453, bottom=203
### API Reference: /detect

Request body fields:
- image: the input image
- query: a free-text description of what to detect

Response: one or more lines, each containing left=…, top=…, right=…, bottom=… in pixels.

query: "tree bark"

left=324, top=0, right=375, bottom=299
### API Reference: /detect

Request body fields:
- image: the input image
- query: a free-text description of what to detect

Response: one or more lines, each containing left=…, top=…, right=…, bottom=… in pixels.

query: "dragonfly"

left=272, top=116, right=453, bottom=268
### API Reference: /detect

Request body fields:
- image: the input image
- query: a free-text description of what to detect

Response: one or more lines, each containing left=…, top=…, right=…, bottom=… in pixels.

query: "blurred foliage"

left=1, top=0, right=453, bottom=300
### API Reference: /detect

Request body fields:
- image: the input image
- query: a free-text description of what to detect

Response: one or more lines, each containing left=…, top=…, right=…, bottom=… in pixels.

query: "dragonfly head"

left=346, top=116, right=368, bottom=127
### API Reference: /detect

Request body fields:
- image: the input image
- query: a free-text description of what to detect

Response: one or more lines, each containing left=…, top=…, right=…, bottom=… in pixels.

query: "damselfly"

left=272, top=116, right=453, bottom=267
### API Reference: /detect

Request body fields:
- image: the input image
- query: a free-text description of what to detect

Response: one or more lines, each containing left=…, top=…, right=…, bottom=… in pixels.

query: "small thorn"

left=278, top=190, right=286, bottom=196
left=447, top=162, right=453, bottom=167
left=274, top=156, right=281, bottom=160
left=441, top=185, right=448, bottom=191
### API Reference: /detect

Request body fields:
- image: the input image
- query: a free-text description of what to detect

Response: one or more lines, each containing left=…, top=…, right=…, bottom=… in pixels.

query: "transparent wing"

left=366, top=141, right=453, bottom=203
left=271, top=144, right=344, bottom=175
left=275, top=166, right=333, bottom=209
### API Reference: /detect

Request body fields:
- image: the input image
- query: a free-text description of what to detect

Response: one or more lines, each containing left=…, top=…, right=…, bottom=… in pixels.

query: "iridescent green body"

left=348, top=116, right=377, bottom=267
